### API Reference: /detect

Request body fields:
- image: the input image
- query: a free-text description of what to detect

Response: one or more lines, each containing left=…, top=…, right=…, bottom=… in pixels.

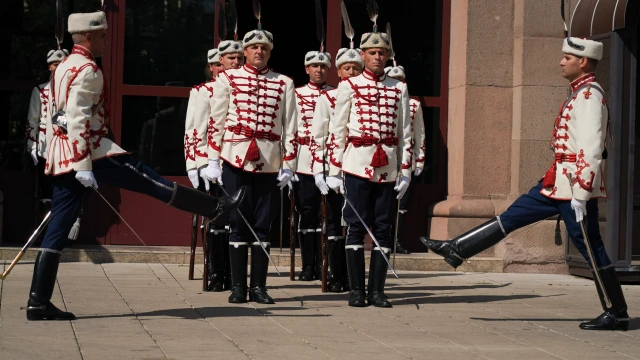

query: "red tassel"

left=541, top=164, right=556, bottom=188
left=246, top=138, right=260, bottom=162
left=370, top=144, right=389, bottom=168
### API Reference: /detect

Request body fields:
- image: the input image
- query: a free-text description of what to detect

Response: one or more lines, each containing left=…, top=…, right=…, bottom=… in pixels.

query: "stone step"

left=0, top=245, right=504, bottom=273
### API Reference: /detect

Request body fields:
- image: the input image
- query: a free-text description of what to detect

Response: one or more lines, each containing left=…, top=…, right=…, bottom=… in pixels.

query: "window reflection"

left=121, top=94, right=189, bottom=176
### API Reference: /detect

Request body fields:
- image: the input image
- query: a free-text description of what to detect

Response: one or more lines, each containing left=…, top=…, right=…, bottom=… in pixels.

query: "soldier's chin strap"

left=91, top=186, right=186, bottom=290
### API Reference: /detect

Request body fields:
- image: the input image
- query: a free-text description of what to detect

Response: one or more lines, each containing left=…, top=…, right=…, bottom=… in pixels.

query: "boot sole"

left=27, top=313, right=75, bottom=321
left=579, top=321, right=629, bottom=331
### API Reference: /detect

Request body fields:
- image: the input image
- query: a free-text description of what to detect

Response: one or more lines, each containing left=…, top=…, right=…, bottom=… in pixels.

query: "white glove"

left=571, top=198, right=587, bottom=223
left=75, top=170, right=98, bottom=188
left=394, top=176, right=410, bottom=199
left=414, top=167, right=423, bottom=177
left=277, top=169, right=293, bottom=190
left=314, top=173, right=329, bottom=195
left=326, top=176, right=344, bottom=194
left=201, top=159, right=223, bottom=188
left=30, top=149, right=38, bottom=165
left=187, top=169, right=199, bottom=189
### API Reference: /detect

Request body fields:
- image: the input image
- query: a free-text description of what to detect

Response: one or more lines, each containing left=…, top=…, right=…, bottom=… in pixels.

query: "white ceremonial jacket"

left=45, top=45, right=126, bottom=175
left=409, top=98, right=426, bottom=172
left=294, top=82, right=333, bottom=175
left=540, top=73, right=608, bottom=201
left=26, top=82, right=51, bottom=157
left=184, top=81, right=214, bottom=171
left=208, top=64, right=297, bottom=173
left=310, top=87, right=338, bottom=176
left=327, top=69, right=413, bottom=183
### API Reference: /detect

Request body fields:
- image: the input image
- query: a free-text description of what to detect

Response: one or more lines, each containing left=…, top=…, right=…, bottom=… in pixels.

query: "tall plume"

left=230, top=0, right=238, bottom=40
left=367, top=0, right=379, bottom=32
left=340, top=0, right=354, bottom=49
left=56, top=0, right=64, bottom=49
left=386, top=22, right=396, bottom=66
left=315, top=0, right=325, bottom=52
left=217, top=0, right=227, bottom=43
left=252, top=0, right=262, bottom=30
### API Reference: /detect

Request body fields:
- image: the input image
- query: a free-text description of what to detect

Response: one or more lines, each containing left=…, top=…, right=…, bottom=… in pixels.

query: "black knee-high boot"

left=367, top=247, right=392, bottom=308
left=228, top=242, right=248, bottom=303
left=328, top=237, right=347, bottom=292
left=207, top=228, right=228, bottom=292
left=26, top=251, right=75, bottom=321
left=298, top=232, right=315, bottom=281
left=314, top=232, right=323, bottom=280
left=395, top=212, right=410, bottom=254
left=580, top=267, right=630, bottom=330
left=345, top=245, right=366, bottom=307
left=169, top=184, right=246, bottom=223
left=249, top=242, right=274, bottom=304
left=419, top=218, right=506, bottom=268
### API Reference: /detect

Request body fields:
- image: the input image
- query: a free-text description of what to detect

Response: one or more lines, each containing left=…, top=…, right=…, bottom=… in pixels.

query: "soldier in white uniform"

left=311, top=47, right=363, bottom=292
left=202, top=24, right=297, bottom=304
left=325, top=27, right=413, bottom=307
left=384, top=65, right=426, bottom=254
left=420, top=38, right=629, bottom=331
left=25, top=11, right=245, bottom=321
left=293, top=50, right=332, bottom=281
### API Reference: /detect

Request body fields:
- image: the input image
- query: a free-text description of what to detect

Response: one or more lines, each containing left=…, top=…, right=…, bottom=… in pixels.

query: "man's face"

left=208, top=62, right=224, bottom=78
left=360, top=48, right=389, bottom=74
left=221, top=53, right=244, bottom=70
left=560, top=53, right=587, bottom=81
left=87, top=30, right=107, bottom=57
left=244, top=44, right=271, bottom=68
left=49, top=62, right=61, bottom=73
left=337, top=62, right=363, bottom=78
left=305, top=63, right=329, bottom=84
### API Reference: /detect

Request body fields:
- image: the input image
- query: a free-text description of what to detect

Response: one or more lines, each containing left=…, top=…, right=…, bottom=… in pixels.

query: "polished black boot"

left=249, top=242, right=274, bottom=304
left=346, top=246, right=366, bottom=307
left=314, top=233, right=323, bottom=280
left=328, top=237, right=347, bottom=293
left=26, top=251, right=75, bottom=321
left=223, top=231, right=232, bottom=291
left=169, top=184, right=246, bottom=223
left=419, top=218, right=506, bottom=268
left=580, top=267, right=630, bottom=330
left=207, top=229, right=227, bottom=292
left=367, top=247, right=392, bottom=308
left=228, top=242, right=248, bottom=303
left=395, top=212, right=410, bottom=254
left=298, top=232, right=315, bottom=281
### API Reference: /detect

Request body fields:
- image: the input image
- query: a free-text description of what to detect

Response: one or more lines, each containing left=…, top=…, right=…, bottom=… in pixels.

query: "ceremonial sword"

left=342, top=195, right=398, bottom=278
left=0, top=212, right=52, bottom=280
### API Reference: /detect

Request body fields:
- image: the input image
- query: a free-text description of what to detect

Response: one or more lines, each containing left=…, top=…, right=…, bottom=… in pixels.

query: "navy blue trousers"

left=399, top=179, right=416, bottom=211
left=293, top=174, right=321, bottom=231
left=326, top=191, right=344, bottom=238
left=343, top=174, right=397, bottom=248
left=500, top=182, right=611, bottom=268
left=222, top=163, right=278, bottom=243
left=41, top=155, right=174, bottom=251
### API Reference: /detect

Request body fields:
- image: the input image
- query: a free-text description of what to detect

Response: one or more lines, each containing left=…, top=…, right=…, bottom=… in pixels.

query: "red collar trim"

left=243, top=63, right=269, bottom=75
left=362, top=68, right=386, bottom=82
left=307, top=81, right=326, bottom=90
left=570, top=73, right=596, bottom=92
left=71, top=45, right=95, bottom=61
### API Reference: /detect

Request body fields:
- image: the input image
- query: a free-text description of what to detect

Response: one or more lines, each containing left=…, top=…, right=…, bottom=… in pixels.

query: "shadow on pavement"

left=76, top=306, right=326, bottom=320
left=471, top=317, right=640, bottom=330
left=389, top=293, right=555, bottom=306
left=385, top=283, right=512, bottom=292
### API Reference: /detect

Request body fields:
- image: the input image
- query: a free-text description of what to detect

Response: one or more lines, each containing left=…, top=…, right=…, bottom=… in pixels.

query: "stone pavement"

left=0, top=261, right=639, bottom=360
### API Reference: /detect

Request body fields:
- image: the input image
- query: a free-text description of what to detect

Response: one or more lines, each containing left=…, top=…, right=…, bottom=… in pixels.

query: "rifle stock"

left=201, top=211, right=209, bottom=291
left=289, top=190, right=297, bottom=280
left=320, top=194, right=328, bottom=292
left=188, top=213, right=198, bottom=280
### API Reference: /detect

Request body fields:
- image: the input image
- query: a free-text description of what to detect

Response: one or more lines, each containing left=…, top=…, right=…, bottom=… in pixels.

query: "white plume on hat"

left=218, top=40, right=244, bottom=56
left=562, top=37, right=603, bottom=60
left=207, top=49, right=220, bottom=64
left=304, top=51, right=331, bottom=68
left=68, top=11, right=108, bottom=34
left=243, top=29, right=273, bottom=50
left=335, top=48, right=363, bottom=68
left=47, top=49, right=69, bottom=64
left=384, top=65, right=405, bottom=80
left=360, top=32, right=390, bottom=50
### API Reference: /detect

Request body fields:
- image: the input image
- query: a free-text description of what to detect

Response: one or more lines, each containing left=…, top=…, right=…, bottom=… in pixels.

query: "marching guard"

left=293, top=49, right=332, bottom=281
left=420, top=38, right=630, bottom=331
left=201, top=9, right=297, bottom=304
left=385, top=65, right=426, bottom=254
left=325, top=12, right=413, bottom=307
left=311, top=46, right=363, bottom=292
left=26, top=11, right=245, bottom=321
